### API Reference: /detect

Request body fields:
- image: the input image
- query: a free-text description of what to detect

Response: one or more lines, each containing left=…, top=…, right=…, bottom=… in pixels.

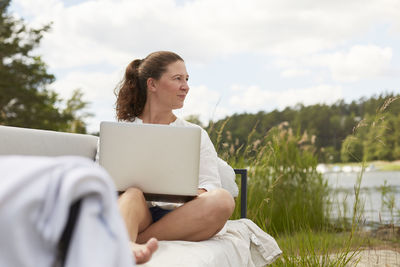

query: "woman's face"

left=150, top=60, right=189, bottom=110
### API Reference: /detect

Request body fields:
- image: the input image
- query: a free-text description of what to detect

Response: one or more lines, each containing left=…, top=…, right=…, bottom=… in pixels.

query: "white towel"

left=0, top=155, right=134, bottom=267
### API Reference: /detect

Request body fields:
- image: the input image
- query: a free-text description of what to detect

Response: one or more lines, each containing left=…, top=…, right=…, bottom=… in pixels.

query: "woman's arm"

left=198, top=128, right=221, bottom=191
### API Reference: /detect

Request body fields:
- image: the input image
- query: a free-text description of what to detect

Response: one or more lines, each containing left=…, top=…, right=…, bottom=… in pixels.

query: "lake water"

left=323, top=171, right=400, bottom=227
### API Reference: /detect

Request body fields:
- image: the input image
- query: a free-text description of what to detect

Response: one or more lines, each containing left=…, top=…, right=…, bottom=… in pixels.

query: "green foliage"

left=364, top=114, right=397, bottom=161
left=341, top=136, right=363, bottom=162
left=212, top=99, right=399, bottom=265
left=62, top=89, right=93, bottom=133
left=272, top=230, right=361, bottom=267
left=207, top=93, right=400, bottom=163
left=340, top=96, right=400, bottom=163
left=213, top=121, right=330, bottom=234
left=258, top=125, right=329, bottom=234
left=322, top=146, right=341, bottom=163
left=184, top=114, right=203, bottom=128
left=379, top=180, right=397, bottom=224
left=0, top=0, right=91, bottom=132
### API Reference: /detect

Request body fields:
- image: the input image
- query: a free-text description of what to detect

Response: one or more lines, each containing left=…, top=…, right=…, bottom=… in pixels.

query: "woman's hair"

left=115, top=51, right=184, bottom=121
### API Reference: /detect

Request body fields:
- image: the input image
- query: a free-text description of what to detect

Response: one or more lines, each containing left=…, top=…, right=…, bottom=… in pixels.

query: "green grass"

left=212, top=98, right=400, bottom=266
left=211, top=120, right=399, bottom=266
left=374, top=161, right=400, bottom=171
left=327, top=160, right=400, bottom=171
left=224, top=123, right=330, bottom=234
left=271, top=229, right=400, bottom=267
left=272, top=230, right=361, bottom=266
left=275, top=231, right=364, bottom=253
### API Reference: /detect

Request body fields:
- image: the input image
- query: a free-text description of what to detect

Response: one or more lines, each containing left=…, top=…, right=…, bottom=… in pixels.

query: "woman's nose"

left=182, top=81, right=189, bottom=91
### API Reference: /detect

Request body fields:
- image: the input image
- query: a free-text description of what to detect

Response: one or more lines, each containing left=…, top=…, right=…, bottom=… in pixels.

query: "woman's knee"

left=119, top=187, right=146, bottom=204
left=206, top=189, right=235, bottom=221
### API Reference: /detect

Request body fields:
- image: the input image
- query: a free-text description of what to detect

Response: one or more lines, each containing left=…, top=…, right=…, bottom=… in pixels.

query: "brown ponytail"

left=115, top=51, right=184, bottom=121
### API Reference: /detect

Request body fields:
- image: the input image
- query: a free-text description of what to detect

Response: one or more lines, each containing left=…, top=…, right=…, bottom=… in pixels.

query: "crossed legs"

left=118, top=187, right=235, bottom=263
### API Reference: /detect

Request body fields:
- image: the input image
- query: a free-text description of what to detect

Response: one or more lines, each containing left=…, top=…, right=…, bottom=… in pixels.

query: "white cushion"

left=0, top=125, right=98, bottom=160
left=218, top=157, right=239, bottom=197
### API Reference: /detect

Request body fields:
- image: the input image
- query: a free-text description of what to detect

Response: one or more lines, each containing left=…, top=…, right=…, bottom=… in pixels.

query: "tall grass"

left=214, top=121, right=330, bottom=234
left=379, top=180, right=398, bottom=225
left=208, top=120, right=368, bottom=266
left=205, top=97, right=400, bottom=266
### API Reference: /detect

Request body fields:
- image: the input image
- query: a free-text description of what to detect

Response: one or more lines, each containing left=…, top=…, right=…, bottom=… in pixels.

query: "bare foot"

left=131, top=237, right=158, bottom=264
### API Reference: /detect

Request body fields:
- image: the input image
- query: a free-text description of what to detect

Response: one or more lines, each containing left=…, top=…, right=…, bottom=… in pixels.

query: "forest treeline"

left=205, top=94, right=400, bottom=163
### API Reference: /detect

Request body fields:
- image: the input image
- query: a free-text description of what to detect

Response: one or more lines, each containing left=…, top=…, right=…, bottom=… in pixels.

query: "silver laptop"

left=99, top=121, right=201, bottom=202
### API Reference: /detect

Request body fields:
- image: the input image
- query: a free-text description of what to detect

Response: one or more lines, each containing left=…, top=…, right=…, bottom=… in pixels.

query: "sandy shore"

left=344, top=249, right=400, bottom=266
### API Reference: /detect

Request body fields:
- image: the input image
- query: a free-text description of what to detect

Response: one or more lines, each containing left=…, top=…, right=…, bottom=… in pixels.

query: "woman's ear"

left=147, top=78, right=157, bottom=92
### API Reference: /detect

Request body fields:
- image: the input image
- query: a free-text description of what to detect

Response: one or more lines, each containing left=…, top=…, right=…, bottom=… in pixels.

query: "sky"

left=9, top=0, right=400, bottom=133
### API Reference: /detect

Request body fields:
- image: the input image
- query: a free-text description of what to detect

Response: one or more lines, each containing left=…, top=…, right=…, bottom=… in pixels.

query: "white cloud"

left=174, top=85, right=229, bottom=124
left=322, top=45, right=392, bottom=82
left=230, top=86, right=273, bottom=111
left=50, top=69, right=124, bottom=132
left=230, top=84, right=343, bottom=112
left=12, top=0, right=400, bottom=68
left=50, top=70, right=122, bottom=100
left=277, top=45, right=394, bottom=82
left=376, top=0, right=400, bottom=33
left=11, top=0, right=63, bottom=24
left=9, top=0, right=400, bottom=130
left=280, top=68, right=311, bottom=78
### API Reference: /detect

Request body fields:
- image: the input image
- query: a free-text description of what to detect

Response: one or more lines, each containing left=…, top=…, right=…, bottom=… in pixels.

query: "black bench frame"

left=234, top=168, right=248, bottom=219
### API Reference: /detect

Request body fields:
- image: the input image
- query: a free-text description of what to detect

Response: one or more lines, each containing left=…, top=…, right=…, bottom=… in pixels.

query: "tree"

left=184, top=114, right=203, bottom=128
left=0, top=0, right=91, bottom=132
left=364, top=114, right=396, bottom=161
left=62, top=89, right=93, bottom=134
left=341, top=135, right=364, bottom=162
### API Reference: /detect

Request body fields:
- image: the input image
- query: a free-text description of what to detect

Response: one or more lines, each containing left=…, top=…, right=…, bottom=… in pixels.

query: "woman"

left=115, top=51, right=235, bottom=264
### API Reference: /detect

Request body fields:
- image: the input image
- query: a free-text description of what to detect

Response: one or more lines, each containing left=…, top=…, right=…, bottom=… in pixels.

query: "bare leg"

left=118, top=187, right=158, bottom=264
left=136, top=188, right=235, bottom=243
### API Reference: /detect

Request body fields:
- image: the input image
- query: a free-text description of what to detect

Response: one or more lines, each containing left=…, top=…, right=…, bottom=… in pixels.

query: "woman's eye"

left=173, top=76, right=188, bottom=81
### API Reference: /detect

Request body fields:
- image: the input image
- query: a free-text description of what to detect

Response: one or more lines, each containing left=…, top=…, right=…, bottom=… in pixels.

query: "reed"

left=207, top=96, right=400, bottom=266
left=215, top=122, right=329, bottom=234
left=209, top=120, right=366, bottom=266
